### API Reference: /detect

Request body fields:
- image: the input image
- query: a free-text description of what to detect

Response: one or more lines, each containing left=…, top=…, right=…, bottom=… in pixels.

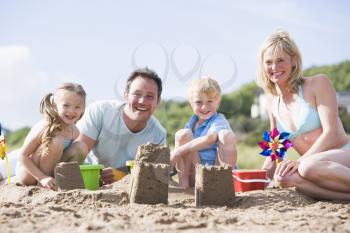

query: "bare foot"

left=169, top=177, right=180, bottom=188
left=274, top=172, right=299, bottom=188
left=168, top=177, right=192, bottom=189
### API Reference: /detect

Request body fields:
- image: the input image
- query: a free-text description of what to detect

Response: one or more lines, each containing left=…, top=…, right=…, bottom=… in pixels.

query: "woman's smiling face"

left=263, top=48, right=294, bottom=85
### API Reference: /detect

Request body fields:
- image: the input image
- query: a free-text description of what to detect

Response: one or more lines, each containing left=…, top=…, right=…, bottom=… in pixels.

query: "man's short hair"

left=126, top=67, right=163, bottom=100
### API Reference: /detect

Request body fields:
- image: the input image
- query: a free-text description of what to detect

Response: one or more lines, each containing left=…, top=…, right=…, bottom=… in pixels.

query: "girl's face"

left=190, top=92, right=220, bottom=123
left=263, top=48, right=294, bottom=85
left=54, top=90, right=85, bottom=126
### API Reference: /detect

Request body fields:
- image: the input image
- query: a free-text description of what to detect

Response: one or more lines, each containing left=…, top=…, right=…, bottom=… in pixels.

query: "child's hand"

left=39, top=176, right=56, bottom=190
left=170, top=149, right=182, bottom=165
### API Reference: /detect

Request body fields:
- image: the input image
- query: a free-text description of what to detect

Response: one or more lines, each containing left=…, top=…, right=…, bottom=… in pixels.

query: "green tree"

left=7, top=127, right=30, bottom=150
left=304, top=60, right=350, bottom=92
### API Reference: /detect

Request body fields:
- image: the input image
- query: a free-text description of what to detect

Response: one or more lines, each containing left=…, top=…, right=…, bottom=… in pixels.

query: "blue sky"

left=1, top=0, right=349, bottom=130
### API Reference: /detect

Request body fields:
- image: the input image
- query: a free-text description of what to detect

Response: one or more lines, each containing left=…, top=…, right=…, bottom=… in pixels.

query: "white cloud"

left=0, top=46, right=32, bottom=68
left=0, top=46, right=48, bottom=130
left=0, top=46, right=82, bottom=130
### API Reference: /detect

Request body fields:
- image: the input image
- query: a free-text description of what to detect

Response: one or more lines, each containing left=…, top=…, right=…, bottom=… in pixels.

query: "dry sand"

left=1, top=175, right=349, bottom=233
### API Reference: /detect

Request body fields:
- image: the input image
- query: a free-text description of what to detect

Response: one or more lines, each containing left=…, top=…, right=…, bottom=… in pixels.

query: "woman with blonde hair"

left=257, top=29, right=350, bottom=200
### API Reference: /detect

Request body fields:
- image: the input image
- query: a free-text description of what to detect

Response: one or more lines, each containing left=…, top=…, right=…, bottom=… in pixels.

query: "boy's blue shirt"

left=184, top=112, right=232, bottom=165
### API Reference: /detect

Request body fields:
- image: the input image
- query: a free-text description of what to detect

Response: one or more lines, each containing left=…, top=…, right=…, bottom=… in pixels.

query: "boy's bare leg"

left=176, top=155, right=192, bottom=189
left=172, top=129, right=196, bottom=189
left=217, top=129, right=237, bottom=168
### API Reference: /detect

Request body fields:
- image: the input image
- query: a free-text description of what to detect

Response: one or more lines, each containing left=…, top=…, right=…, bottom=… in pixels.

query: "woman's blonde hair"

left=187, top=76, right=221, bottom=102
left=256, top=29, right=303, bottom=95
left=40, top=82, right=86, bottom=155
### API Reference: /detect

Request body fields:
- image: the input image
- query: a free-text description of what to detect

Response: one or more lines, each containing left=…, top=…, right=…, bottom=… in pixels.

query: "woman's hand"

left=38, top=176, right=56, bottom=190
left=275, top=159, right=299, bottom=177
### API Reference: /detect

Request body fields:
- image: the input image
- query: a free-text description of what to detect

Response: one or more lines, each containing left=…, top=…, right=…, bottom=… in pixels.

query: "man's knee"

left=175, top=129, right=193, bottom=144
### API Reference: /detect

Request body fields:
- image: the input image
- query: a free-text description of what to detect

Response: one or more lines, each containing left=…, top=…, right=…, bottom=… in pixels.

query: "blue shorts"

left=200, top=159, right=216, bottom=166
left=199, top=158, right=239, bottom=169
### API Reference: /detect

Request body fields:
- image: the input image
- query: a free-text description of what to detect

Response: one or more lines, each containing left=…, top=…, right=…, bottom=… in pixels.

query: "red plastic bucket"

left=232, top=169, right=270, bottom=192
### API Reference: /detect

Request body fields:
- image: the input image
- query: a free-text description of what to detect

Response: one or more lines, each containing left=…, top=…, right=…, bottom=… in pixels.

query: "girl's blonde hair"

left=40, top=82, right=86, bottom=155
left=256, top=29, right=303, bottom=95
left=187, top=76, right=222, bottom=102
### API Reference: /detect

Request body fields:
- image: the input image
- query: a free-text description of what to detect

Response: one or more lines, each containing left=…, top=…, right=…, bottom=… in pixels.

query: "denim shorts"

left=200, top=159, right=216, bottom=166
left=200, top=158, right=239, bottom=169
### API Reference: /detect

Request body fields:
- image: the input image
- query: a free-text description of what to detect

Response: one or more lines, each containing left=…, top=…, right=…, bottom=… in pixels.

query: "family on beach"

left=2, top=30, right=350, bottom=201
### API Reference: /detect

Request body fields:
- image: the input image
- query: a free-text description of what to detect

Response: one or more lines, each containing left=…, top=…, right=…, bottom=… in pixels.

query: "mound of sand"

left=1, top=176, right=349, bottom=233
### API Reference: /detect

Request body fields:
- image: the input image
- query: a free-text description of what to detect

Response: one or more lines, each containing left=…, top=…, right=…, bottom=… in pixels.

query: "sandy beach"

left=1, top=175, right=349, bottom=233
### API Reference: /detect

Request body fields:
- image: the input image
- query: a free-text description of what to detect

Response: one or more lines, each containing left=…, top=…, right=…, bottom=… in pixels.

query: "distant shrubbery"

left=156, top=60, right=350, bottom=146
left=6, top=60, right=350, bottom=149
left=303, top=60, right=350, bottom=92
left=6, top=127, right=30, bottom=151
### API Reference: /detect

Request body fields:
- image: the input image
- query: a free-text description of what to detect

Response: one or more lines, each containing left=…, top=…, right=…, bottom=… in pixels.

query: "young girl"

left=257, top=29, right=350, bottom=200
left=16, top=83, right=86, bottom=190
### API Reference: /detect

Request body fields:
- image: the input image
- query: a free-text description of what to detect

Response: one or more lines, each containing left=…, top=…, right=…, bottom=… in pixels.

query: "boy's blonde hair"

left=256, top=29, right=303, bottom=96
left=187, top=77, right=221, bottom=102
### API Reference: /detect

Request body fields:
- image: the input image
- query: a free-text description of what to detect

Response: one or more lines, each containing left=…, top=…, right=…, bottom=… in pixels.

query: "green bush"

left=5, top=60, right=350, bottom=157
left=7, top=127, right=30, bottom=150
left=339, top=107, right=350, bottom=133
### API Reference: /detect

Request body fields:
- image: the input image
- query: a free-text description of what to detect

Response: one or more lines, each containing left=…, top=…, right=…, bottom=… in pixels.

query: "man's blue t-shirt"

left=78, top=100, right=166, bottom=168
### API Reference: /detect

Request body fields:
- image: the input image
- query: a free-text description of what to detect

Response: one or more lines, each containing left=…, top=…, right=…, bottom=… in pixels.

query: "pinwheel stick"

left=0, top=126, right=11, bottom=184
left=5, top=152, right=10, bottom=184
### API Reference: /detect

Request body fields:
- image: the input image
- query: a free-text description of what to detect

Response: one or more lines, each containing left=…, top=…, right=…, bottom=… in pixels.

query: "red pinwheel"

left=258, top=128, right=293, bottom=162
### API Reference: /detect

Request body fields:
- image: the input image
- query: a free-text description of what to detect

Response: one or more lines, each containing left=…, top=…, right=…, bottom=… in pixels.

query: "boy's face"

left=190, top=92, right=220, bottom=121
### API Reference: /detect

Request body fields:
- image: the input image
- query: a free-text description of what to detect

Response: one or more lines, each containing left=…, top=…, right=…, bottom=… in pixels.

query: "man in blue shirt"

left=64, top=68, right=166, bottom=185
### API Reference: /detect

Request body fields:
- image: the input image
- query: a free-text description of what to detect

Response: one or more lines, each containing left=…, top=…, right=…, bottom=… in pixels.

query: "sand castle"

left=53, top=143, right=236, bottom=208
left=129, top=143, right=170, bottom=204
left=134, top=143, right=170, bottom=164
left=129, top=161, right=170, bottom=204
left=195, top=164, right=235, bottom=206
left=54, top=161, right=85, bottom=191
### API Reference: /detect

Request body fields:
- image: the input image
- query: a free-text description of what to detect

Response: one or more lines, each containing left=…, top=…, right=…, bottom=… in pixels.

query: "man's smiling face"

left=123, top=76, right=160, bottom=127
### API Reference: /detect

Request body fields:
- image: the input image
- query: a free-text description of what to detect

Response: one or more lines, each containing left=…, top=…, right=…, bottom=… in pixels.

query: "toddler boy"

left=170, top=77, right=237, bottom=188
